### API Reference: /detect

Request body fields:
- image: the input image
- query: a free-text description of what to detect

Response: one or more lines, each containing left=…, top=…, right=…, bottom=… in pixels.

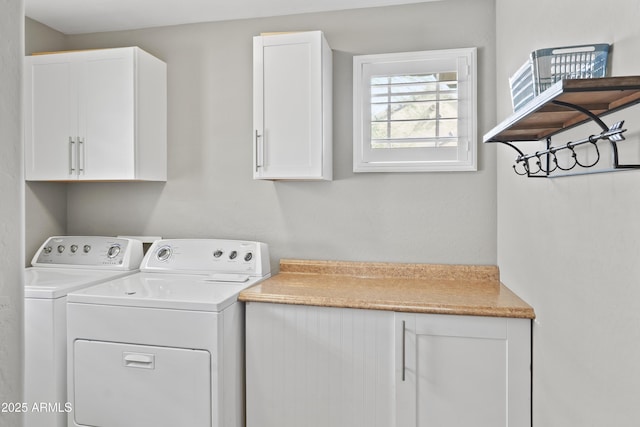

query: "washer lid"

left=67, top=272, right=268, bottom=312
left=24, top=267, right=138, bottom=299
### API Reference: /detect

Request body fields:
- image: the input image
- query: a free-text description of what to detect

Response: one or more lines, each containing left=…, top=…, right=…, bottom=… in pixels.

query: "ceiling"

left=25, top=0, right=434, bottom=35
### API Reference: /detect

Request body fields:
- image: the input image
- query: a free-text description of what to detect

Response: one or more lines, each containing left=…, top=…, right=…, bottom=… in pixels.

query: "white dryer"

left=66, top=238, right=271, bottom=427
left=24, top=236, right=143, bottom=427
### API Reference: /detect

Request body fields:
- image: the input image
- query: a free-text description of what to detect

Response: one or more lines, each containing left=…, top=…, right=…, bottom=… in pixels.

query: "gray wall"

left=24, top=0, right=498, bottom=270
left=495, top=0, right=640, bottom=425
left=0, top=0, right=24, bottom=425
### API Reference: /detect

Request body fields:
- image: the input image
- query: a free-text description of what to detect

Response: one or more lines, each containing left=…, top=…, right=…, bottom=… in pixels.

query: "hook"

left=571, top=137, right=601, bottom=168
left=536, top=151, right=557, bottom=174
left=513, top=159, right=529, bottom=176
left=514, top=157, right=542, bottom=176
left=552, top=149, right=577, bottom=171
left=526, top=156, right=542, bottom=176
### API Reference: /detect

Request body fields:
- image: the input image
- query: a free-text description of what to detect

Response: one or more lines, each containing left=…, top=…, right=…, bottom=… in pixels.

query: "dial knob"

left=156, top=246, right=172, bottom=262
left=83, top=245, right=91, bottom=253
left=107, top=245, right=121, bottom=259
left=70, top=244, right=78, bottom=253
left=229, top=250, right=238, bottom=260
left=244, top=252, right=253, bottom=262
left=57, top=245, right=65, bottom=253
left=43, top=246, right=52, bottom=254
left=213, top=250, right=224, bottom=258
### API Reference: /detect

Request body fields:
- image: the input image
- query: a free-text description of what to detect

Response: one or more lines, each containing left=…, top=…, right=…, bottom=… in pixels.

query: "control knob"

left=107, top=244, right=121, bottom=259
left=156, top=246, right=172, bottom=262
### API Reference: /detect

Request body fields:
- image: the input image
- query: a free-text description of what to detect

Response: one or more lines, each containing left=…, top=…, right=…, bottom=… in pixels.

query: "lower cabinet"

left=245, top=302, right=531, bottom=427
left=395, top=313, right=531, bottom=427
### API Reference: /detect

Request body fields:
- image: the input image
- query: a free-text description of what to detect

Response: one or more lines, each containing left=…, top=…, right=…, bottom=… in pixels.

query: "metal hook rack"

left=483, top=76, right=640, bottom=178
left=512, top=119, right=625, bottom=178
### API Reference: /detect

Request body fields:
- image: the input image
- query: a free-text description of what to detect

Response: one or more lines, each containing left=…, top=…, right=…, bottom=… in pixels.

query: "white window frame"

left=353, top=47, right=477, bottom=172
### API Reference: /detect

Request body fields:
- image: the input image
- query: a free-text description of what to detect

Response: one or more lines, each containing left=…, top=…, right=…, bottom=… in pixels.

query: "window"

left=353, top=48, right=477, bottom=172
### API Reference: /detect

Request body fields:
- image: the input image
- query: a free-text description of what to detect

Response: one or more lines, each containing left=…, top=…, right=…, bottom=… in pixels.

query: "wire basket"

left=510, top=43, right=610, bottom=111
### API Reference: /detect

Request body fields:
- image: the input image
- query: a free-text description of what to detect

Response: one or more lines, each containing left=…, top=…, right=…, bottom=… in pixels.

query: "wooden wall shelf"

left=483, top=76, right=640, bottom=177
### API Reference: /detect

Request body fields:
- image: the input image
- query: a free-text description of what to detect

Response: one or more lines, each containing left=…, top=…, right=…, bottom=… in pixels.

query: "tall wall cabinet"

left=24, top=47, right=167, bottom=181
left=253, top=31, right=332, bottom=180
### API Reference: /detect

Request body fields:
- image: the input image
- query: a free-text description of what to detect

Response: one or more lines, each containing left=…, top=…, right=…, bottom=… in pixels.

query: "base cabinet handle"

left=402, top=319, right=406, bottom=381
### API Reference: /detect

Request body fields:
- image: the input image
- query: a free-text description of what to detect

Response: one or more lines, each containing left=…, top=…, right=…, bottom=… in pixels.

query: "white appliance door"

left=72, top=340, right=211, bottom=426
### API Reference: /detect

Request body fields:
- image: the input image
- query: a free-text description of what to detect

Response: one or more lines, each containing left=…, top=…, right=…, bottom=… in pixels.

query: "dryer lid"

left=67, top=272, right=268, bottom=312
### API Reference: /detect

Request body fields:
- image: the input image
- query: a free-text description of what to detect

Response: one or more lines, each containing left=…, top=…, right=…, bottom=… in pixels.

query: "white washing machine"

left=24, top=236, right=144, bottom=427
left=66, top=238, right=271, bottom=427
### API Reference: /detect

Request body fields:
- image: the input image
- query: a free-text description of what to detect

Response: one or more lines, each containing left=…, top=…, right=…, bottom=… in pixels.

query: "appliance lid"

left=66, top=272, right=269, bottom=312
left=24, top=267, right=139, bottom=299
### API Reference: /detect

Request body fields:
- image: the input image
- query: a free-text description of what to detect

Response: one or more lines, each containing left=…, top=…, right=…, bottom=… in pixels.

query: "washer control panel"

left=141, top=239, right=270, bottom=277
left=31, top=236, right=144, bottom=270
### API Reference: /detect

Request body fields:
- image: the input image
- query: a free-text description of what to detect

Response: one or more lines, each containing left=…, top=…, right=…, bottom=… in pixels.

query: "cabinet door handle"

left=68, top=137, right=76, bottom=175
left=78, top=137, right=85, bottom=174
left=255, top=130, right=262, bottom=171
left=402, top=320, right=406, bottom=382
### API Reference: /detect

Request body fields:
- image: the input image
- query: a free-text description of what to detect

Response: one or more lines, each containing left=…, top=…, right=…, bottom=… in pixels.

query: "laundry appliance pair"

left=24, top=236, right=270, bottom=427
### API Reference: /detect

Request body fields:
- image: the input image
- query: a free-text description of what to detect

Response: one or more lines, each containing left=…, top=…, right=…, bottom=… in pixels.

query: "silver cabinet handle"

left=78, top=137, right=85, bottom=174
left=402, top=320, right=406, bottom=381
left=68, top=137, right=76, bottom=175
left=255, top=130, right=262, bottom=172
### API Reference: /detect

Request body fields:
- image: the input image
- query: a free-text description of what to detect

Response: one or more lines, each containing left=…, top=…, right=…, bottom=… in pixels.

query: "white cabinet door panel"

left=263, top=42, right=316, bottom=173
left=396, top=313, right=531, bottom=427
left=245, top=302, right=394, bottom=427
left=25, top=61, right=77, bottom=180
left=81, top=52, right=136, bottom=179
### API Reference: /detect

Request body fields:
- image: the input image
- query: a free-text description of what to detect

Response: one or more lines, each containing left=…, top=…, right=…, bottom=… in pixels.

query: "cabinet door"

left=396, top=313, right=531, bottom=427
left=79, top=50, right=136, bottom=180
left=253, top=32, right=331, bottom=180
left=25, top=56, right=79, bottom=180
left=245, top=303, right=394, bottom=427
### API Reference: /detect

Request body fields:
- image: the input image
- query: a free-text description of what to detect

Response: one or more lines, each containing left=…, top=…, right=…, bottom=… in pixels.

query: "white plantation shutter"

left=353, top=48, right=477, bottom=172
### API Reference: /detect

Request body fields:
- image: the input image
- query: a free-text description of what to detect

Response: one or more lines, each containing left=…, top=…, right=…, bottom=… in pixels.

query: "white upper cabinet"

left=24, top=47, right=167, bottom=181
left=253, top=31, right=332, bottom=180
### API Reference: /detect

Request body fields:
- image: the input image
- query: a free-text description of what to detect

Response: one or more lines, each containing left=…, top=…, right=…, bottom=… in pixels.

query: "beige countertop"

left=239, top=259, right=535, bottom=319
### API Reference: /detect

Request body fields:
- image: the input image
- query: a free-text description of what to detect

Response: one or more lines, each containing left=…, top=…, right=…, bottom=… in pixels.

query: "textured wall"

left=0, top=0, right=24, bottom=426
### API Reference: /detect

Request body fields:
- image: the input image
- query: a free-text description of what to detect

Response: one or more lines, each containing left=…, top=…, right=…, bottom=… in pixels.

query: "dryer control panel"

left=31, top=236, right=144, bottom=270
left=141, top=239, right=270, bottom=277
